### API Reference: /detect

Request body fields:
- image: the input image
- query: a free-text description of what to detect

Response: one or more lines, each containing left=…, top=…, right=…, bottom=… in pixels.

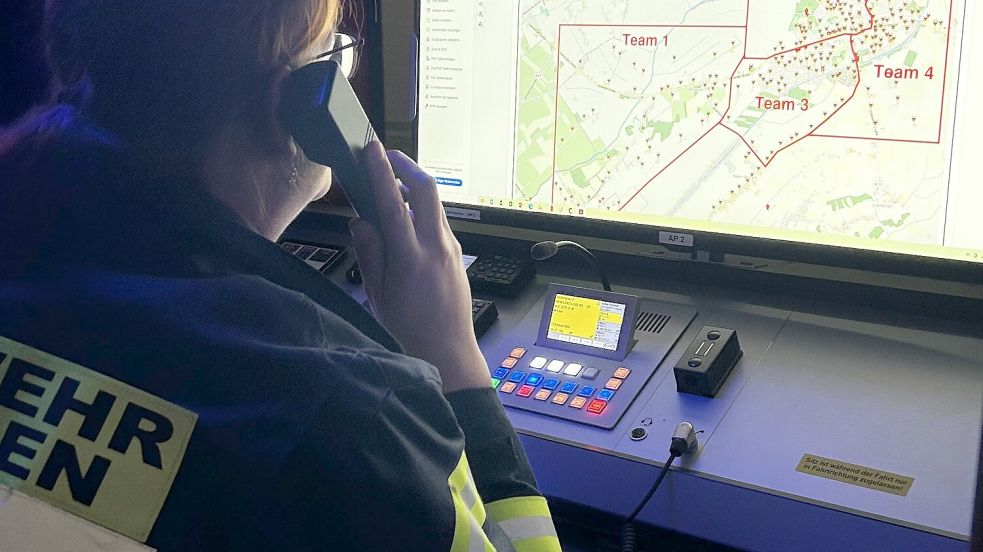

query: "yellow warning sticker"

left=796, top=454, right=914, bottom=497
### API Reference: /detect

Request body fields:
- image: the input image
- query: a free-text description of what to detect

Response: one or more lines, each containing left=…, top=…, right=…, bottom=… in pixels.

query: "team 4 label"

left=875, top=65, right=935, bottom=80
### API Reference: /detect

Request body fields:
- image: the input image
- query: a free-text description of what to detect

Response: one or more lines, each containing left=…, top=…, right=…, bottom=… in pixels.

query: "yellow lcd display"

left=547, top=294, right=626, bottom=351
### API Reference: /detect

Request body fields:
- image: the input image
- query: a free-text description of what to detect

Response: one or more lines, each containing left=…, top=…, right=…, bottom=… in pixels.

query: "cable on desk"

left=621, top=422, right=698, bottom=552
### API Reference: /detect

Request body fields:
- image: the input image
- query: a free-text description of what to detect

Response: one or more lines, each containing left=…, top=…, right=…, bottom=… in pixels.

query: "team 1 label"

left=875, top=65, right=934, bottom=79
left=756, top=96, right=809, bottom=111
left=623, top=34, right=668, bottom=47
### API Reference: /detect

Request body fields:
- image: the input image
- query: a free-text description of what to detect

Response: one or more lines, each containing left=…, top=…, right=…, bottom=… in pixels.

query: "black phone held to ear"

left=278, top=60, right=382, bottom=227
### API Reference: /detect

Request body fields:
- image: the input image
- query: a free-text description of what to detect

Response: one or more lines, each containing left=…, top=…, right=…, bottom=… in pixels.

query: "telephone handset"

left=278, top=60, right=382, bottom=227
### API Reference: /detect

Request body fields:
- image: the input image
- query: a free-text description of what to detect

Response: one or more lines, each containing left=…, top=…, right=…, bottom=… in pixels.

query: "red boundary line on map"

left=549, top=20, right=745, bottom=203
left=620, top=1, right=880, bottom=209
left=545, top=1, right=955, bottom=211
left=809, top=0, right=955, bottom=145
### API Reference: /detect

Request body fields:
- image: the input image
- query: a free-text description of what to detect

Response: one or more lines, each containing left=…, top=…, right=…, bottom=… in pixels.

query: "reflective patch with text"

left=0, top=336, right=197, bottom=542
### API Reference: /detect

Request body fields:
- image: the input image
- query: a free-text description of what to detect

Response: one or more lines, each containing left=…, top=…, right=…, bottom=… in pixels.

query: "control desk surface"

left=283, top=220, right=983, bottom=552
left=477, top=272, right=982, bottom=552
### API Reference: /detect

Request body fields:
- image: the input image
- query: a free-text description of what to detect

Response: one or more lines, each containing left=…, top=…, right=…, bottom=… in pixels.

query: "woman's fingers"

left=388, top=150, right=444, bottom=243
left=362, top=142, right=415, bottom=248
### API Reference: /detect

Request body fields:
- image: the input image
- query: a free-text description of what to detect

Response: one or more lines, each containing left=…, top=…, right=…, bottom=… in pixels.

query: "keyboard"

left=471, top=298, right=499, bottom=338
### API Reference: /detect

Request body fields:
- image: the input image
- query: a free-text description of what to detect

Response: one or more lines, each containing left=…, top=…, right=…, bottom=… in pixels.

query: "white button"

left=546, top=360, right=565, bottom=373
left=563, top=363, right=583, bottom=376
left=529, top=356, right=548, bottom=369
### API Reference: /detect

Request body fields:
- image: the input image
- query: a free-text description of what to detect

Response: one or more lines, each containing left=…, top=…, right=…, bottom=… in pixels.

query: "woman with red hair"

left=0, top=1, right=560, bottom=550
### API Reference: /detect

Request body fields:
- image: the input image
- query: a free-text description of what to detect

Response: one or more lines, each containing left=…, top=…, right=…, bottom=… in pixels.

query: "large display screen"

left=417, top=0, right=983, bottom=265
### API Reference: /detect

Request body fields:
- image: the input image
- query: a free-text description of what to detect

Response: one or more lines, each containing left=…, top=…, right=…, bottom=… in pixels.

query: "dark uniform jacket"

left=0, top=109, right=560, bottom=551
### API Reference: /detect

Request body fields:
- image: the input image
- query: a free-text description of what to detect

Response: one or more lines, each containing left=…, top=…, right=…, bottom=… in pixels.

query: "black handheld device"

left=278, top=60, right=381, bottom=226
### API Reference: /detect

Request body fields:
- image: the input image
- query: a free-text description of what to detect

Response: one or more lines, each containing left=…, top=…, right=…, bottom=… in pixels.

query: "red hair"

left=2, top=0, right=342, bottom=163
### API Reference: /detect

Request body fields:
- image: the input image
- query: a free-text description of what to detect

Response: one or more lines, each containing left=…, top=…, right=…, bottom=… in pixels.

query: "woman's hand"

left=349, top=142, right=490, bottom=393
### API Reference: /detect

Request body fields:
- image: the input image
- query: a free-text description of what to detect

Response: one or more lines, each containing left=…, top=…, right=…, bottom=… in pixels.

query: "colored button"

left=492, top=367, right=509, bottom=379
left=563, top=363, right=583, bottom=376
left=517, top=385, right=535, bottom=398
left=501, top=357, right=518, bottom=369
left=510, top=347, right=528, bottom=359
left=534, top=389, right=552, bottom=401
left=552, top=393, right=570, bottom=405
left=509, top=371, right=526, bottom=383
left=569, top=396, right=588, bottom=409
left=543, top=378, right=560, bottom=391
left=587, top=399, right=607, bottom=414
left=605, top=378, right=623, bottom=391
left=597, top=389, right=615, bottom=401
left=578, top=386, right=596, bottom=398
left=491, top=378, right=501, bottom=389
left=582, top=367, right=600, bottom=380
left=559, top=382, right=578, bottom=394
left=613, top=367, right=631, bottom=379
left=526, top=373, right=544, bottom=386
left=546, top=360, right=565, bottom=373
left=529, top=356, right=549, bottom=369
left=500, top=382, right=517, bottom=394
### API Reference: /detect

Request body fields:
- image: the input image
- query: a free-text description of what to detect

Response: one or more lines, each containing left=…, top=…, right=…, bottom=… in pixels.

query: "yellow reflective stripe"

left=449, top=484, right=474, bottom=551
left=463, top=459, right=486, bottom=522
left=449, top=453, right=493, bottom=552
left=512, top=535, right=563, bottom=552
left=485, top=496, right=554, bottom=522
left=449, top=453, right=486, bottom=523
left=486, top=497, right=561, bottom=552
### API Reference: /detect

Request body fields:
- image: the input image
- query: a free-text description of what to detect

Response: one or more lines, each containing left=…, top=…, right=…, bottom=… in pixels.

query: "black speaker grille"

left=635, top=311, right=671, bottom=334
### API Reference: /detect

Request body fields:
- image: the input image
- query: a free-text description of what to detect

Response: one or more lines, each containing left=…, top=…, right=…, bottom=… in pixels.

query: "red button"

left=517, top=385, right=535, bottom=397
left=587, top=399, right=607, bottom=414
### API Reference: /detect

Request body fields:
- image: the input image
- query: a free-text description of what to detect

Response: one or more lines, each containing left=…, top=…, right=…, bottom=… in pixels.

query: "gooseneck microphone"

left=530, top=240, right=612, bottom=292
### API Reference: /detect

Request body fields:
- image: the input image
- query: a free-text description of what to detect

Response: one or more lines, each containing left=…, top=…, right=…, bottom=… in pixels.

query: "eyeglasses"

left=313, top=33, right=364, bottom=78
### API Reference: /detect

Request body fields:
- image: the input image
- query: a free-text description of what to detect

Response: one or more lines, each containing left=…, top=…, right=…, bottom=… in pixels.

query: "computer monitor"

left=382, top=1, right=982, bottom=283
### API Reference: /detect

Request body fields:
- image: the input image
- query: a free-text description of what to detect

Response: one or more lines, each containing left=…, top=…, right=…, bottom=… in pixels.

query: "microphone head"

left=530, top=241, right=559, bottom=261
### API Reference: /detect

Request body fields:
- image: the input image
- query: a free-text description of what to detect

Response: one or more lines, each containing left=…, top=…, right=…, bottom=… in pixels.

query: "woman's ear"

left=255, top=66, right=295, bottom=156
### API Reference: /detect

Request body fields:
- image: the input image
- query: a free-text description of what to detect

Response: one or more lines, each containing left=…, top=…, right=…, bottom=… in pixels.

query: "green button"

left=491, top=378, right=501, bottom=389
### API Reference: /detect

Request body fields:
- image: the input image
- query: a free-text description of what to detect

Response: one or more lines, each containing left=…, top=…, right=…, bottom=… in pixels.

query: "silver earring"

left=288, top=163, right=299, bottom=189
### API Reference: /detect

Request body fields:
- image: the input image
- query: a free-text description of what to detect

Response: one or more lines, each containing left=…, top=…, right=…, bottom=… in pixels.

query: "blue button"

left=597, top=389, right=615, bottom=401
left=526, top=373, right=543, bottom=386
left=492, top=368, right=509, bottom=379
left=435, top=176, right=464, bottom=187
left=543, top=378, right=560, bottom=391
left=509, top=371, right=526, bottom=383
left=559, top=381, right=578, bottom=394
left=578, top=386, right=596, bottom=398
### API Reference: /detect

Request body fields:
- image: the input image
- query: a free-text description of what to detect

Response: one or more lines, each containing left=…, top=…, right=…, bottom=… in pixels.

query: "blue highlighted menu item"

left=435, top=177, right=463, bottom=187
